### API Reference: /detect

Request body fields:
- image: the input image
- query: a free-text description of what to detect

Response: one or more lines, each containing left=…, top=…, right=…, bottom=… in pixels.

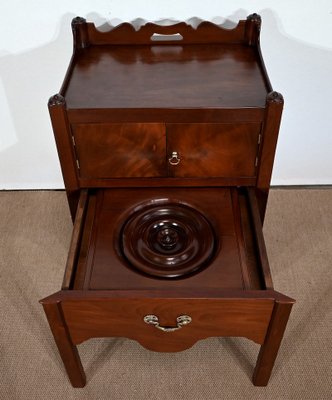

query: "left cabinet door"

left=72, top=123, right=166, bottom=179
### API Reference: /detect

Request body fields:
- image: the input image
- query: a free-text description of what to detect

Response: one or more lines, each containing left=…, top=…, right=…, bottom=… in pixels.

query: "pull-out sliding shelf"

left=40, top=187, right=294, bottom=387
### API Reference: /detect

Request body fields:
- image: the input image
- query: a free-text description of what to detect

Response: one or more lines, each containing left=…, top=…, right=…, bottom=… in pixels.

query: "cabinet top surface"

left=64, top=43, right=268, bottom=109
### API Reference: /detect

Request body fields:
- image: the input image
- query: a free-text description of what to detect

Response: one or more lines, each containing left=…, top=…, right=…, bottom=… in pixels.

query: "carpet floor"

left=0, top=189, right=331, bottom=399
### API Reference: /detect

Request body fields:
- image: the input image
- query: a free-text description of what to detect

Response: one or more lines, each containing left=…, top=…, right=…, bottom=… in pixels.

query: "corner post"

left=41, top=300, right=86, bottom=387
left=253, top=299, right=294, bottom=386
left=48, top=94, right=80, bottom=220
left=245, top=13, right=261, bottom=46
left=71, top=17, right=89, bottom=49
left=256, top=91, right=284, bottom=223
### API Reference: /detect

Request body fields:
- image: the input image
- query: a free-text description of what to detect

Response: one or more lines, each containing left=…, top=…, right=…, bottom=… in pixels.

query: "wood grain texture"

left=238, top=190, right=264, bottom=290
left=48, top=95, right=80, bottom=219
left=60, top=297, right=274, bottom=349
left=42, top=14, right=294, bottom=388
left=231, top=188, right=251, bottom=289
left=72, top=123, right=166, bottom=178
left=62, top=190, right=88, bottom=290
left=121, top=202, right=216, bottom=278
left=75, top=188, right=246, bottom=291
left=247, top=188, right=273, bottom=289
left=40, top=289, right=295, bottom=303
left=73, top=193, right=97, bottom=290
left=84, top=19, right=248, bottom=45
left=167, top=123, right=261, bottom=178
left=41, top=302, right=86, bottom=387
left=64, top=44, right=268, bottom=110
left=253, top=300, right=294, bottom=386
left=77, top=176, right=257, bottom=188
left=67, top=108, right=265, bottom=124
left=256, top=92, right=284, bottom=221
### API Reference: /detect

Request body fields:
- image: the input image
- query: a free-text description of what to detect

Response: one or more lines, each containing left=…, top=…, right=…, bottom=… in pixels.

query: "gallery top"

left=61, top=15, right=271, bottom=110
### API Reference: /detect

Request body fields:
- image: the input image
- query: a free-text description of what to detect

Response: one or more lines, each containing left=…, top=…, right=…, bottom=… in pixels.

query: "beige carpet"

left=0, top=189, right=331, bottom=399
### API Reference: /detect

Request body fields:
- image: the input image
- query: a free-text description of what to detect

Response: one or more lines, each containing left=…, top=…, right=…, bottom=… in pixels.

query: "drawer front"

left=72, top=123, right=166, bottom=178
left=167, top=123, right=261, bottom=178
left=62, top=297, right=274, bottom=351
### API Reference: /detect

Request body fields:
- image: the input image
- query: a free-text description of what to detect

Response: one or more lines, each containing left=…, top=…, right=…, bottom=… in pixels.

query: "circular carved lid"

left=121, top=203, right=216, bottom=278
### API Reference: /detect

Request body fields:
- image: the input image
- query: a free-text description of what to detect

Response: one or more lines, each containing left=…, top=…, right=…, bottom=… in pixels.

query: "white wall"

left=1, top=1, right=332, bottom=188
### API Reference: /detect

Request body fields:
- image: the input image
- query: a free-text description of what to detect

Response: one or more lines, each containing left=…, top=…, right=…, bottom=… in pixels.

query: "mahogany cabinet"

left=40, top=14, right=295, bottom=388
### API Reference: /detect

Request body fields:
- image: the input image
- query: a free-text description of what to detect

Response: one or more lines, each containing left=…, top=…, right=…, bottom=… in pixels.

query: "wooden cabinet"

left=41, top=14, right=294, bottom=389
left=72, top=122, right=261, bottom=179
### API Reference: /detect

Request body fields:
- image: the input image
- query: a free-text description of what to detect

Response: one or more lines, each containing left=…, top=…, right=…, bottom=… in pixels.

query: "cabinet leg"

left=42, top=301, right=86, bottom=387
left=67, top=190, right=81, bottom=222
left=253, top=301, right=293, bottom=386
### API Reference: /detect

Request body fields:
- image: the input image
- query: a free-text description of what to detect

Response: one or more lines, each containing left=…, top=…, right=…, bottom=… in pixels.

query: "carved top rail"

left=71, top=14, right=261, bottom=48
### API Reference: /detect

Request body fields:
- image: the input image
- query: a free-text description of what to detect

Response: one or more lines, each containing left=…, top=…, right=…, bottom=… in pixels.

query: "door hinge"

left=71, top=135, right=76, bottom=146
left=258, top=133, right=262, bottom=145
left=76, top=159, right=80, bottom=169
left=255, top=156, right=259, bottom=167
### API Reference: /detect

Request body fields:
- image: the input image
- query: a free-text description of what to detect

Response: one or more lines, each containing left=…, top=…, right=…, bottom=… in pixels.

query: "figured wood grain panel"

left=72, top=123, right=166, bottom=178
left=167, top=123, right=261, bottom=178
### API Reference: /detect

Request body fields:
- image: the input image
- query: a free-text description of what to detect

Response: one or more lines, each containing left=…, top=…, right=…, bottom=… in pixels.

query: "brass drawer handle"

left=144, top=315, right=192, bottom=332
left=168, top=151, right=180, bottom=166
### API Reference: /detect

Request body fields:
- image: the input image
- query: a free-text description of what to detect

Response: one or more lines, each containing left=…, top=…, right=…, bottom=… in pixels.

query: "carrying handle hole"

left=150, top=33, right=183, bottom=41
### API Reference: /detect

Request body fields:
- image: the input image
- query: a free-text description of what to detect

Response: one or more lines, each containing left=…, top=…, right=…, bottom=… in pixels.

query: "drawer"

left=67, top=187, right=272, bottom=292
left=72, top=123, right=166, bottom=178
left=60, top=296, right=275, bottom=351
left=167, top=123, right=261, bottom=178
left=42, top=186, right=294, bottom=355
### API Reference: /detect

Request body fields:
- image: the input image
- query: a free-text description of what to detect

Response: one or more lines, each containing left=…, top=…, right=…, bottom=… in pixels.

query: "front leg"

left=42, top=301, right=86, bottom=388
left=253, top=300, right=294, bottom=386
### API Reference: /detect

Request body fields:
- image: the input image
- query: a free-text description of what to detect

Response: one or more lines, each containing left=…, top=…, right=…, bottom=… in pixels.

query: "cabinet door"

left=167, top=123, right=261, bottom=178
left=72, top=123, right=166, bottom=178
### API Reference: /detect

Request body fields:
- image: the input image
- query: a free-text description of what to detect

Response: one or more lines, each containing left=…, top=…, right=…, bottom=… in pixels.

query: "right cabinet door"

left=167, top=123, right=261, bottom=178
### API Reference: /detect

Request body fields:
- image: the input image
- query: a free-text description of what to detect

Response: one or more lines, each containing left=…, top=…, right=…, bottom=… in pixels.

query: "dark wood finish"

left=167, top=123, right=261, bottom=178
left=78, top=176, right=257, bottom=188
left=253, top=300, right=294, bottom=386
left=72, top=123, right=166, bottom=178
left=61, top=297, right=274, bottom=349
left=71, top=17, right=89, bottom=50
left=64, top=44, right=268, bottom=110
left=85, top=20, right=248, bottom=46
left=48, top=95, right=80, bottom=220
left=244, top=13, right=261, bottom=46
left=67, top=108, right=265, bottom=123
left=73, top=192, right=97, bottom=290
left=122, top=202, right=215, bottom=278
left=256, top=92, right=284, bottom=221
left=247, top=188, right=274, bottom=289
left=231, top=188, right=251, bottom=289
left=42, top=15, right=294, bottom=388
left=41, top=301, right=86, bottom=387
left=238, top=190, right=265, bottom=290
left=70, top=14, right=263, bottom=49
left=62, top=189, right=88, bottom=289
left=77, top=188, right=244, bottom=291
